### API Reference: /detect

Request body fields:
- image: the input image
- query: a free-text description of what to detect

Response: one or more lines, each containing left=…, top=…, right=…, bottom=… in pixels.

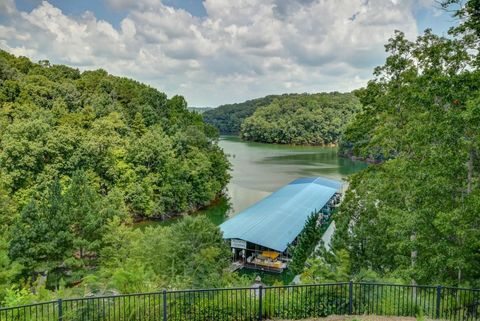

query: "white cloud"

left=0, top=0, right=432, bottom=106
left=0, top=0, right=16, bottom=15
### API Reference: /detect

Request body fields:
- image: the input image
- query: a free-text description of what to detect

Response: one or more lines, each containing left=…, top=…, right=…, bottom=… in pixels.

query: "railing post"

left=163, top=290, right=167, bottom=321
left=57, top=299, right=63, bottom=321
left=349, top=281, right=353, bottom=315
left=436, top=285, right=442, bottom=319
left=258, top=285, right=263, bottom=321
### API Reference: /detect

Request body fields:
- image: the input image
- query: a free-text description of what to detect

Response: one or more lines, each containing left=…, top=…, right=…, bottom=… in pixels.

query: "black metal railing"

left=0, top=282, right=479, bottom=321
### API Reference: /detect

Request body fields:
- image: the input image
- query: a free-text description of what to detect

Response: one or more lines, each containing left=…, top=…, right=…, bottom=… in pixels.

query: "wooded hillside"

left=332, top=25, right=480, bottom=286
left=240, top=92, right=361, bottom=145
left=0, top=50, right=233, bottom=297
left=0, top=50, right=230, bottom=221
left=202, top=95, right=279, bottom=134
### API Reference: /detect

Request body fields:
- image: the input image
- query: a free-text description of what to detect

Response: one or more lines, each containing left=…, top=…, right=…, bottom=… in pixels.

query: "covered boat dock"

left=219, top=177, right=343, bottom=272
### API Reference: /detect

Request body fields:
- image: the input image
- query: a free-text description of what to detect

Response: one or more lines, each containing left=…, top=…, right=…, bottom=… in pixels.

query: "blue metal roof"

left=219, top=177, right=343, bottom=252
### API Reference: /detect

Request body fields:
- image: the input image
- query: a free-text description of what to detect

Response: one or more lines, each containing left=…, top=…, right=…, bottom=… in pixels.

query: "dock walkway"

left=228, top=261, right=244, bottom=272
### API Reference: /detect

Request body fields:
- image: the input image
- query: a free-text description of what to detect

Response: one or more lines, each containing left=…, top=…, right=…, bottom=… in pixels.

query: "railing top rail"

left=265, top=282, right=350, bottom=290
left=354, top=282, right=480, bottom=291
left=0, top=300, right=58, bottom=312
left=442, top=286, right=480, bottom=292
left=353, top=282, right=438, bottom=289
left=167, top=282, right=351, bottom=293
left=62, top=291, right=165, bottom=301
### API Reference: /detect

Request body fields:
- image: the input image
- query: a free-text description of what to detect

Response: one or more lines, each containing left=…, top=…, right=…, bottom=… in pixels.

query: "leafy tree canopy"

left=240, top=92, right=361, bottom=145
left=203, top=95, right=280, bottom=135
left=0, top=49, right=232, bottom=295
left=334, top=1, right=480, bottom=287
left=95, top=216, right=235, bottom=291
left=0, top=50, right=230, bottom=220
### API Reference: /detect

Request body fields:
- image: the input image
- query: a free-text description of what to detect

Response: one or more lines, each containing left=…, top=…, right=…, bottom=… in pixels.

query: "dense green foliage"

left=92, top=216, right=237, bottom=292
left=334, top=1, right=480, bottom=287
left=0, top=51, right=234, bottom=301
left=2, top=0, right=480, bottom=309
left=8, top=171, right=126, bottom=281
left=240, top=93, right=361, bottom=145
left=288, top=212, right=322, bottom=275
left=0, top=215, right=241, bottom=305
left=202, top=95, right=279, bottom=134
left=0, top=50, right=229, bottom=221
left=203, top=93, right=361, bottom=143
left=338, top=89, right=383, bottom=161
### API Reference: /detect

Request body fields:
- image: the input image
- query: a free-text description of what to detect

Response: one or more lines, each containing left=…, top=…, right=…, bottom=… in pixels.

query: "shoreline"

left=132, top=192, right=228, bottom=225
left=222, top=135, right=338, bottom=148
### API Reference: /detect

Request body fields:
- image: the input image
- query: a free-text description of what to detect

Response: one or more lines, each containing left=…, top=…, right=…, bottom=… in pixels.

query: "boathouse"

left=220, top=177, right=343, bottom=272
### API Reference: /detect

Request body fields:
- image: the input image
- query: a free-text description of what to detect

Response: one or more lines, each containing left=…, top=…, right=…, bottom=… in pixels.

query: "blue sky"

left=0, top=0, right=457, bottom=106
left=13, top=0, right=208, bottom=27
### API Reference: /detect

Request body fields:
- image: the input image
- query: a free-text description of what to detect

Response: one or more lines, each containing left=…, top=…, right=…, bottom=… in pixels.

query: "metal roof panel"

left=219, top=177, right=343, bottom=252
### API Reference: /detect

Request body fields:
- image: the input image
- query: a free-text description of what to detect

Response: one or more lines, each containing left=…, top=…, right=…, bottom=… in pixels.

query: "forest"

left=0, top=50, right=230, bottom=220
left=240, top=92, right=361, bottom=145
left=203, top=92, right=361, bottom=146
left=0, top=51, right=234, bottom=304
left=202, top=95, right=279, bottom=135
left=333, top=0, right=480, bottom=287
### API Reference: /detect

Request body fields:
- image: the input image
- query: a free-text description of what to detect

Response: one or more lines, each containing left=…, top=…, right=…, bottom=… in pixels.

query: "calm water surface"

left=220, top=136, right=367, bottom=215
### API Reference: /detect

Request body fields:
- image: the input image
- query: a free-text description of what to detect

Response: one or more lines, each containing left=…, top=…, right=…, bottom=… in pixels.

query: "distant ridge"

left=187, top=107, right=213, bottom=114
left=203, top=92, right=361, bottom=146
left=202, top=94, right=285, bottom=135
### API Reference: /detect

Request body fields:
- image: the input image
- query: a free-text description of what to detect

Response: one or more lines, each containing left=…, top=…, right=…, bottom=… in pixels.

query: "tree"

left=7, top=172, right=128, bottom=284
left=301, top=249, right=352, bottom=283
left=240, top=93, right=361, bottom=145
left=0, top=49, right=230, bottom=224
left=9, top=180, right=73, bottom=276
left=63, top=171, right=105, bottom=260
left=0, top=236, right=22, bottom=301
left=0, top=47, right=231, bottom=294
left=289, top=212, right=322, bottom=275
left=441, top=0, right=480, bottom=39
left=148, top=216, right=230, bottom=288
left=334, top=27, right=480, bottom=286
left=98, top=216, right=231, bottom=291
left=131, top=112, right=146, bottom=136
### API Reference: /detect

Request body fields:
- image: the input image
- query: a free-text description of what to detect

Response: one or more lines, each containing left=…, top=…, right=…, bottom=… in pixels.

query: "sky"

left=0, top=0, right=455, bottom=106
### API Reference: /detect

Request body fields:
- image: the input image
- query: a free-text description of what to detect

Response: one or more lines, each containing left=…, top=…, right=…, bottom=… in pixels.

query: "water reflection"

left=220, top=136, right=367, bottom=214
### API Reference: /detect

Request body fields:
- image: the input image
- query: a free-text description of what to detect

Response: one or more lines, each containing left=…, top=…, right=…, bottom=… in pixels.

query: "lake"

left=136, top=136, right=367, bottom=228
left=221, top=136, right=367, bottom=215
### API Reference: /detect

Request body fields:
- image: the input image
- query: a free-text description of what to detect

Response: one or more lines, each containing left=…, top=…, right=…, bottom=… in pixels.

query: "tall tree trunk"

left=467, top=148, right=474, bottom=194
